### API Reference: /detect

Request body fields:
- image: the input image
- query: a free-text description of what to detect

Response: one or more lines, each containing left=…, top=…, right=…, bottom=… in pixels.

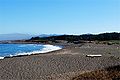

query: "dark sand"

left=0, top=43, right=120, bottom=80
left=72, top=65, right=120, bottom=80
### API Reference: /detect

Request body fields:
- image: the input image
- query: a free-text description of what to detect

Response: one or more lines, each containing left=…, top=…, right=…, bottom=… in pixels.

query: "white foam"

left=39, top=45, right=62, bottom=53
left=16, top=44, right=62, bottom=56
left=0, top=44, right=62, bottom=59
left=0, top=57, right=4, bottom=59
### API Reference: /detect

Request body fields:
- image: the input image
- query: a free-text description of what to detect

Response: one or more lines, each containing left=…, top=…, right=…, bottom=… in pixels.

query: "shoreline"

left=0, top=43, right=63, bottom=60
left=0, top=43, right=120, bottom=80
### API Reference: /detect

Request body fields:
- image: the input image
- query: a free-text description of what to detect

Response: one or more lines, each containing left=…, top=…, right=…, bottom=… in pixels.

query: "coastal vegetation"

left=30, top=32, right=120, bottom=44
left=72, top=65, right=120, bottom=80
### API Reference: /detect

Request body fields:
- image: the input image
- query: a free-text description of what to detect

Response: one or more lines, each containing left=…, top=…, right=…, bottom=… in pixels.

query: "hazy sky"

left=0, top=0, right=120, bottom=35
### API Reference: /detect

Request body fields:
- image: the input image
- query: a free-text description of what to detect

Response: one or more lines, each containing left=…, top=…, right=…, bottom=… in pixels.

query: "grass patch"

left=71, top=65, right=120, bottom=80
left=95, top=40, right=120, bottom=45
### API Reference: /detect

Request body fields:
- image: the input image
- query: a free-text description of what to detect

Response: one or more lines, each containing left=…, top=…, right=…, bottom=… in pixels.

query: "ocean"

left=0, top=44, right=62, bottom=59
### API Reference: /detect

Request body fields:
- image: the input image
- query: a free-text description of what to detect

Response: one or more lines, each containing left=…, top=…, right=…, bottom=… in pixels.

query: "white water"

left=17, top=45, right=62, bottom=55
left=0, top=44, right=62, bottom=59
left=0, top=57, right=4, bottom=59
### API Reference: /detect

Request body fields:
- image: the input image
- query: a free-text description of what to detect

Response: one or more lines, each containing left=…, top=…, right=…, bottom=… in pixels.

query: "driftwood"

left=86, top=54, right=102, bottom=57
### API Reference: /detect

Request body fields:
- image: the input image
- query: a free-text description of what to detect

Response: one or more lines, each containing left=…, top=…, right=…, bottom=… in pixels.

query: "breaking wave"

left=0, top=44, right=62, bottom=59
left=16, top=45, right=62, bottom=55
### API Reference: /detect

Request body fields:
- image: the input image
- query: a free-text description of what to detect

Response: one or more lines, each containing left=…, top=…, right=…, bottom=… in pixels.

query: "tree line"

left=30, top=32, right=120, bottom=42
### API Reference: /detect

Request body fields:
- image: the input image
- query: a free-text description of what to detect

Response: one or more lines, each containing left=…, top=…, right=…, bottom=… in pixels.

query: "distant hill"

left=39, top=34, right=60, bottom=38
left=0, top=33, right=35, bottom=41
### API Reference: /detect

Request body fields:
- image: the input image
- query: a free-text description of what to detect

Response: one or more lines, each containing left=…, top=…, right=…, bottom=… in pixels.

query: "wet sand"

left=0, top=43, right=120, bottom=80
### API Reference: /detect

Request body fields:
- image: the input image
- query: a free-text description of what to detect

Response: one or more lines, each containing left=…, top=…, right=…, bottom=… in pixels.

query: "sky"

left=0, top=0, right=120, bottom=35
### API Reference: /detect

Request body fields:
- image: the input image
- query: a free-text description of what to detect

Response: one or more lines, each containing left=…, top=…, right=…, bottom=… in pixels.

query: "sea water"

left=0, top=44, right=62, bottom=59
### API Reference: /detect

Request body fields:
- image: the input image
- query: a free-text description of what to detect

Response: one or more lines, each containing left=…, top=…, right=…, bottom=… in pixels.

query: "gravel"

left=0, top=43, right=120, bottom=80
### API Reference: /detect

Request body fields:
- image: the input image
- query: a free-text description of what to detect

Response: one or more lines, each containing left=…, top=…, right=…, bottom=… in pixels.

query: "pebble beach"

left=0, top=43, right=120, bottom=80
